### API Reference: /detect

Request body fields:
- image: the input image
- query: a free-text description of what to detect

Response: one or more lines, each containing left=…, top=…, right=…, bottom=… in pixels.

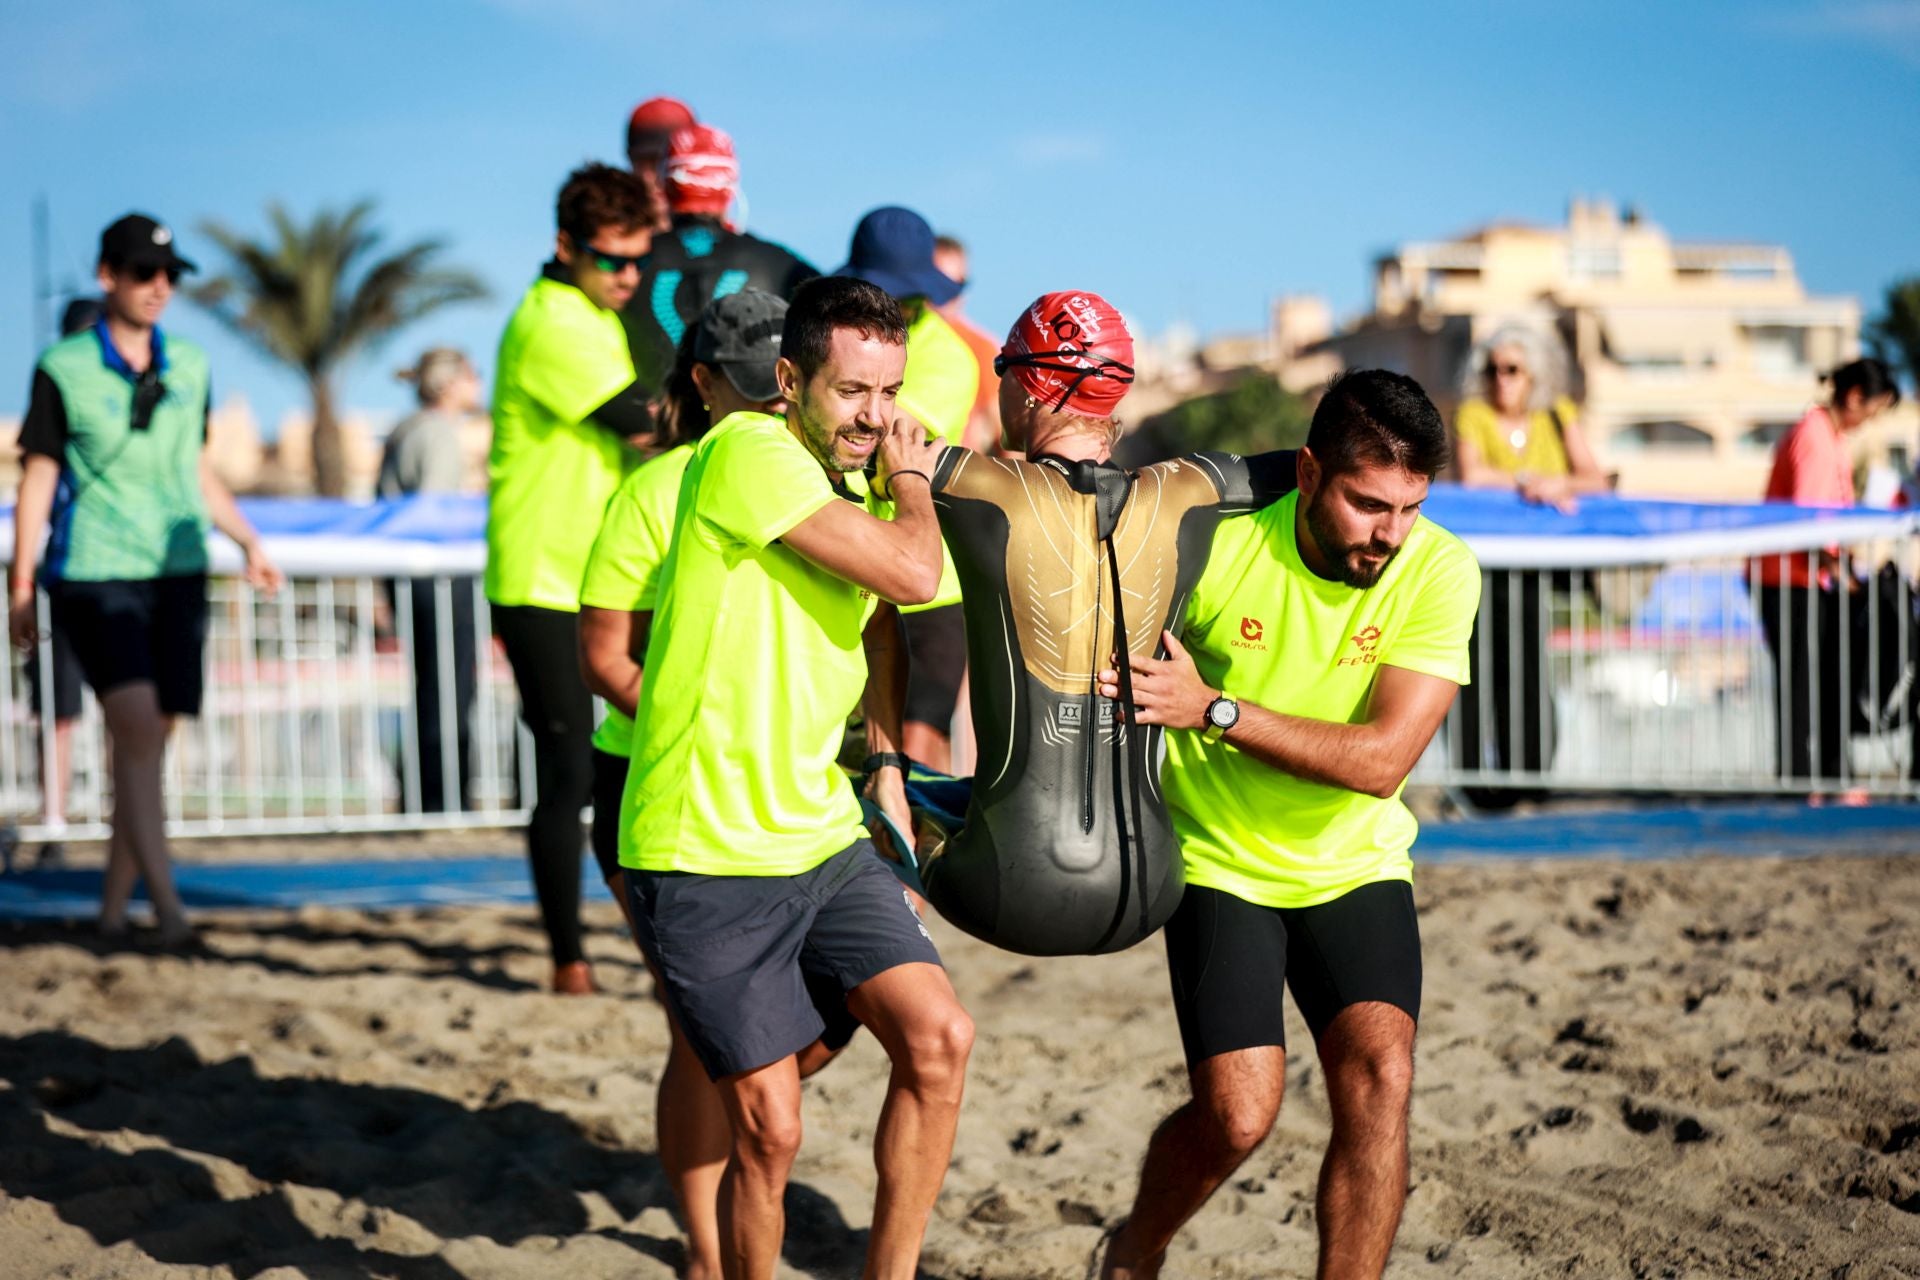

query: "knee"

left=904, top=1006, right=974, bottom=1085
left=1200, top=1090, right=1279, bottom=1162
left=1330, top=1046, right=1414, bottom=1116
left=732, top=1108, right=803, bottom=1169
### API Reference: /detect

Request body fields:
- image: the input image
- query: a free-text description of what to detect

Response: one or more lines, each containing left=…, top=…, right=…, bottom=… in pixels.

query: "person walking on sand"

left=1096, top=371, right=1479, bottom=1280
left=617, top=276, right=969, bottom=1280
left=10, top=213, right=283, bottom=945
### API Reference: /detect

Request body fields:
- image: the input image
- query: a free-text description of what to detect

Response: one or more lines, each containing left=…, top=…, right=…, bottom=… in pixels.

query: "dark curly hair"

left=1307, top=369, right=1451, bottom=478
left=555, top=162, right=657, bottom=239
left=779, top=276, right=907, bottom=382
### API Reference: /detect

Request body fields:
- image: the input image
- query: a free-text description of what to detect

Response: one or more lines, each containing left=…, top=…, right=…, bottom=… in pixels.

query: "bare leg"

left=1101, top=1047, right=1286, bottom=1280
left=97, top=822, right=138, bottom=935
left=845, top=961, right=973, bottom=1280
left=1314, top=1003, right=1415, bottom=1280
left=98, top=683, right=187, bottom=940
left=40, top=716, right=75, bottom=825
left=713, top=1056, right=803, bottom=1280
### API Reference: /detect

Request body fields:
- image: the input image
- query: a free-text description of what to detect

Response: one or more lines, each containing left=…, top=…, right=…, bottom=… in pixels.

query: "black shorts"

left=1164, top=881, right=1422, bottom=1067
left=590, top=747, right=627, bottom=884
left=625, top=839, right=942, bottom=1079
left=48, top=574, right=209, bottom=716
left=23, top=615, right=84, bottom=721
left=902, top=604, right=966, bottom=729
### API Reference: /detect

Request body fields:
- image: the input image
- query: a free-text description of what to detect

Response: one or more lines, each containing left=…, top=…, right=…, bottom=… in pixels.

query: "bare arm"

left=200, top=454, right=284, bottom=592
left=859, top=602, right=914, bottom=859
left=1555, top=413, right=1613, bottom=494
left=1452, top=432, right=1514, bottom=489
left=579, top=604, right=651, bottom=717
left=1097, top=630, right=1461, bottom=800
left=8, top=454, right=60, bottom=650
left=780, top=414, right=946, bottom=604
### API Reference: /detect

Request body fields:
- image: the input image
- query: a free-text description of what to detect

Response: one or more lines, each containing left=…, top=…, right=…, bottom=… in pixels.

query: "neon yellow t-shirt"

left=486, top=273, right=638, bottom=611
left=580, top=444, right=694, bottom=758
left=1163, top=490, right=1481, bottom=908
left=1453, top=396, right=1579, bottom=478
left=899, top=307, right=979, bottom=445
left=619, top=412, right=881, bottom=876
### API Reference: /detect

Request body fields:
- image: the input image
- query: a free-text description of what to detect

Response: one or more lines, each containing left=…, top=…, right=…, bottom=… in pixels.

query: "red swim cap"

left=667, top=124, right=739, bottom=215
left=627, top=96, right=696, bottom=144
left=1000, top=291, right=1136, bottom=418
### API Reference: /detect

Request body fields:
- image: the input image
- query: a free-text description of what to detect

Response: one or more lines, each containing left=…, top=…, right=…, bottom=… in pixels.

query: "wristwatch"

left=1202, top=694, right=1240, bottom=743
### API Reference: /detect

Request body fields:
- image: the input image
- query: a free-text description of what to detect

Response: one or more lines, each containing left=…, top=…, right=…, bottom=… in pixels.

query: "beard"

left=791, top=390, right=879, bottom=474
left=1305, top=491, right=1401, bottom=588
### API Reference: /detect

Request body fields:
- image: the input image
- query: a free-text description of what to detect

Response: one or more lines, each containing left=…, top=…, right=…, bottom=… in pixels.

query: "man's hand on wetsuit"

left=1097, top=630, right=1218, bottom=730
left=876, top=406, right=943, bottom=500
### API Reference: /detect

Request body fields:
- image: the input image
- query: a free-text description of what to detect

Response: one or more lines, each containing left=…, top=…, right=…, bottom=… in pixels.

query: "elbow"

left=892, top=566, right=942, bottom=608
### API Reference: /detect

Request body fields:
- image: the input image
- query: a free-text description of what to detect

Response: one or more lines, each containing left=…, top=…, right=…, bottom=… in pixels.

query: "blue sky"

left=2, top=0, right=1916, bottom=434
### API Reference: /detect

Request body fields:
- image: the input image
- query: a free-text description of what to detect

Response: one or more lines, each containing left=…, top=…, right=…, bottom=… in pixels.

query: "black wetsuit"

left=621, top=214, right=817, bottom=392
left=920, top=448, right=1296, bottom=956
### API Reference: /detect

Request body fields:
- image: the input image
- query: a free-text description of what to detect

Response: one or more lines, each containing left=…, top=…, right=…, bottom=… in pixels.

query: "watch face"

left=1208, top=698, right=1237, bottom=729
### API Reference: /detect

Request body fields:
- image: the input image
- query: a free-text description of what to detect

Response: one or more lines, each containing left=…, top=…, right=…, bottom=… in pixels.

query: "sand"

left=3, top=850, right=1919, bottom=1279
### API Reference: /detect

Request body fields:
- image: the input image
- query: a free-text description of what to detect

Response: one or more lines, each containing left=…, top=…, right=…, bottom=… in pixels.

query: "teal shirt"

left=28, top=326, right=211, bottom=582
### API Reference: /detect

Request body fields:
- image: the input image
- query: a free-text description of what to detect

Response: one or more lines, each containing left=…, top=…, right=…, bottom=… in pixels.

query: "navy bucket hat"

left=832, top=206, right=961, bottom=306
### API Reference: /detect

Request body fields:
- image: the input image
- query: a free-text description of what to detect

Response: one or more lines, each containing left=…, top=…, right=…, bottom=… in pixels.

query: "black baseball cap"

left=692, top=289, right=787, bottom=402
left=99, top=213, right=197, bottom=275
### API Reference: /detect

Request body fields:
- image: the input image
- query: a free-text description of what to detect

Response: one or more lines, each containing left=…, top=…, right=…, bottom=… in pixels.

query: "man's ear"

left=1297, top=445, right=1322, bottom=500
left=775, top=356, right=802, bottom=403
left=553, top=229, right=574, bottom=267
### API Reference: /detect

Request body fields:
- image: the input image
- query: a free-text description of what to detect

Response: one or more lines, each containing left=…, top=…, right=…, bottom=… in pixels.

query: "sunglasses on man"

left=567, top=232, right=648, bottom=275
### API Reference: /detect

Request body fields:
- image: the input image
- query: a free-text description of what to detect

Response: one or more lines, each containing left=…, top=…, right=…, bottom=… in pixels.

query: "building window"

left=1568, top=245, right=1623, bottom=279
left=1738, top=422, right=1797, bottom=454
left=1610, top=420, right=1717, bottom=454
left=1744, top=325, right=1809, bottom=378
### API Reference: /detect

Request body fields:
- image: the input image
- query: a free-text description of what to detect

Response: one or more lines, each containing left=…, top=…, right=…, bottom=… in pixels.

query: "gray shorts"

left=624, top=840, right=942, bottom=1079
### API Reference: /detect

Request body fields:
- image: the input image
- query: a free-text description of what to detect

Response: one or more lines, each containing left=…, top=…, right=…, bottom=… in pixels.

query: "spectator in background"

left=487, top=164, right=656, bottom=994
left=622, top=123, right=817, bottom=396
left=932, top=234, right=1004, bottom=455
left=21, top=297, right=105, bottom=869
left=1448, top=323, right=1607, bottom=804
left=378, top=348, right=483, bottom=815
left=10, top=213, right=283, bottom=944
left=836, top=206, right=981, bottom=772
left=1753, top=357, right=1901, bottom=794
left=625, top=96, right=696, bottom=232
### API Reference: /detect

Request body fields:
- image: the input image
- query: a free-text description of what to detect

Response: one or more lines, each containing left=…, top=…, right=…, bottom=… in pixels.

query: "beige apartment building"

left=1304, top=197, right=1915, bottom=500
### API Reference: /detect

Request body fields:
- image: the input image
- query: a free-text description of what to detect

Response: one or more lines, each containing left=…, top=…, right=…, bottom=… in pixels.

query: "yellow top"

left=899, top=307, right=980, bottom=445
left=619, top=412, right=882, bottom=876
left=1162, top=490, right=1481, bottom=908
left=1454, top=395, right=1579, bottom=478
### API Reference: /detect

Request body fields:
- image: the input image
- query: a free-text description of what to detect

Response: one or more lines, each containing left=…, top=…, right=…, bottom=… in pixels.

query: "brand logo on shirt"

left=1230, top=615, right=1268, bottom=651
left=1337, top=625, right=1383, bottom=667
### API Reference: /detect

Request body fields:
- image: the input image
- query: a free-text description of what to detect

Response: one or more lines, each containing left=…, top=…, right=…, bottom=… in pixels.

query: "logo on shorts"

left=904, top=889, right=930, bottom=940
left=1337, top=625, right=1383, bottom=667
left=1230, top=615, right=1268, bottom=651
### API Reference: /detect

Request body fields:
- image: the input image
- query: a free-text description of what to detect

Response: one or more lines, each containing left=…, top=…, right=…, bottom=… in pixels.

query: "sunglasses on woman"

left=1488, top=362, right=1528, bottom=379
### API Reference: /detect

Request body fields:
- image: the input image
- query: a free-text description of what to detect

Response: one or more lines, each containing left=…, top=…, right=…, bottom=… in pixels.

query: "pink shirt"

left=1757, top=406, right=1854, bottom=588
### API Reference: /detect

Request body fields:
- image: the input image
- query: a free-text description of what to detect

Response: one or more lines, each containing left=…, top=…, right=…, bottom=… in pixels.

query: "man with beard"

left=1093, top=369, right=1479, bottom=1280
left=618, top=275, right=969, bottom=1280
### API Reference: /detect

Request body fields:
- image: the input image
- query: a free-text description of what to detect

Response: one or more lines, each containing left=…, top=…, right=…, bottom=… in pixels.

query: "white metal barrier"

left=3, top=516, right=1916, bottom=854
left=1416, top=526, right=1920, bottom=800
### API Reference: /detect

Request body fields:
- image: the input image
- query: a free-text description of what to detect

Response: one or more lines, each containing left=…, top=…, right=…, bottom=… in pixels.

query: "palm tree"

left=192, top=202, right=488, bottom=496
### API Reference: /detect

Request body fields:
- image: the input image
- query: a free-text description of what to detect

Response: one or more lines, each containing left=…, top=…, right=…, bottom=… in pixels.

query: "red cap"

left=666, top=124, right=739, bottom=215
left=1000, top=292, right=1136, bottom=418
left=627, top=96, right=696, bottom=143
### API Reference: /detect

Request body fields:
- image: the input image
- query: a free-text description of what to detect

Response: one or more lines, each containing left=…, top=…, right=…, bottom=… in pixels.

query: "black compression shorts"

left=49, top=574, right=209, bottom=716
left=1164, top=881, right=1421, bottom=1067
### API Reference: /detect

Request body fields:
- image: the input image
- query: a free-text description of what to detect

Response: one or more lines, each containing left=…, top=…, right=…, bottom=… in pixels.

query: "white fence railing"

left=3, top=517, right=1917, bottom=855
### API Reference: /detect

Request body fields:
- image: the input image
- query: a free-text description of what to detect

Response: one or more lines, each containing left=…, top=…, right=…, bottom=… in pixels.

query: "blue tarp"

left=1, top=803, right=1913, bottom=919
left=221, top=486, right=1911, bottom=545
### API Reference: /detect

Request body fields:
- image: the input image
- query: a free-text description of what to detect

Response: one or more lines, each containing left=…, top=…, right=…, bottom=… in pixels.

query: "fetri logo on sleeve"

left=1230, top=616, right=1268, bottom=651
left=1338, top=625, right=1383, bottom=667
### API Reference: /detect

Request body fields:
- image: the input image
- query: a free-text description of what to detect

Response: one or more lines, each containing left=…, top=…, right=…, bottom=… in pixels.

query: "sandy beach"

left=3, top=848, right=1919, bottom=1279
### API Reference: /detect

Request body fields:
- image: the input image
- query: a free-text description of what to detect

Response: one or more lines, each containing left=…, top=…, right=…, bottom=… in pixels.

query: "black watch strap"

left=862, top=752, right=911, bottom=775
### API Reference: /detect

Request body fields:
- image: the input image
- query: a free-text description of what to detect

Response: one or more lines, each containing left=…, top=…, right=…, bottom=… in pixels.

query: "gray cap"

left=693, top=288, right=787, bottom=403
